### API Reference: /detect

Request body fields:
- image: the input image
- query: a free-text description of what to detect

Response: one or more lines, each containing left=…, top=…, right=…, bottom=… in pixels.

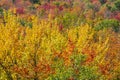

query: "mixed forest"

left=0, top=0, right=120, bottom=80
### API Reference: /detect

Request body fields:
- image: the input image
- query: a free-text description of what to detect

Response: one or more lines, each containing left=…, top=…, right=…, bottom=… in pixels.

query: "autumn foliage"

left=0, top=0, right=120, bottom=80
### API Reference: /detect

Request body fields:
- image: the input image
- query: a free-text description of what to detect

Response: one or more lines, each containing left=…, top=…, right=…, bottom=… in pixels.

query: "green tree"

left=30, top=0, right=40, bottom=4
